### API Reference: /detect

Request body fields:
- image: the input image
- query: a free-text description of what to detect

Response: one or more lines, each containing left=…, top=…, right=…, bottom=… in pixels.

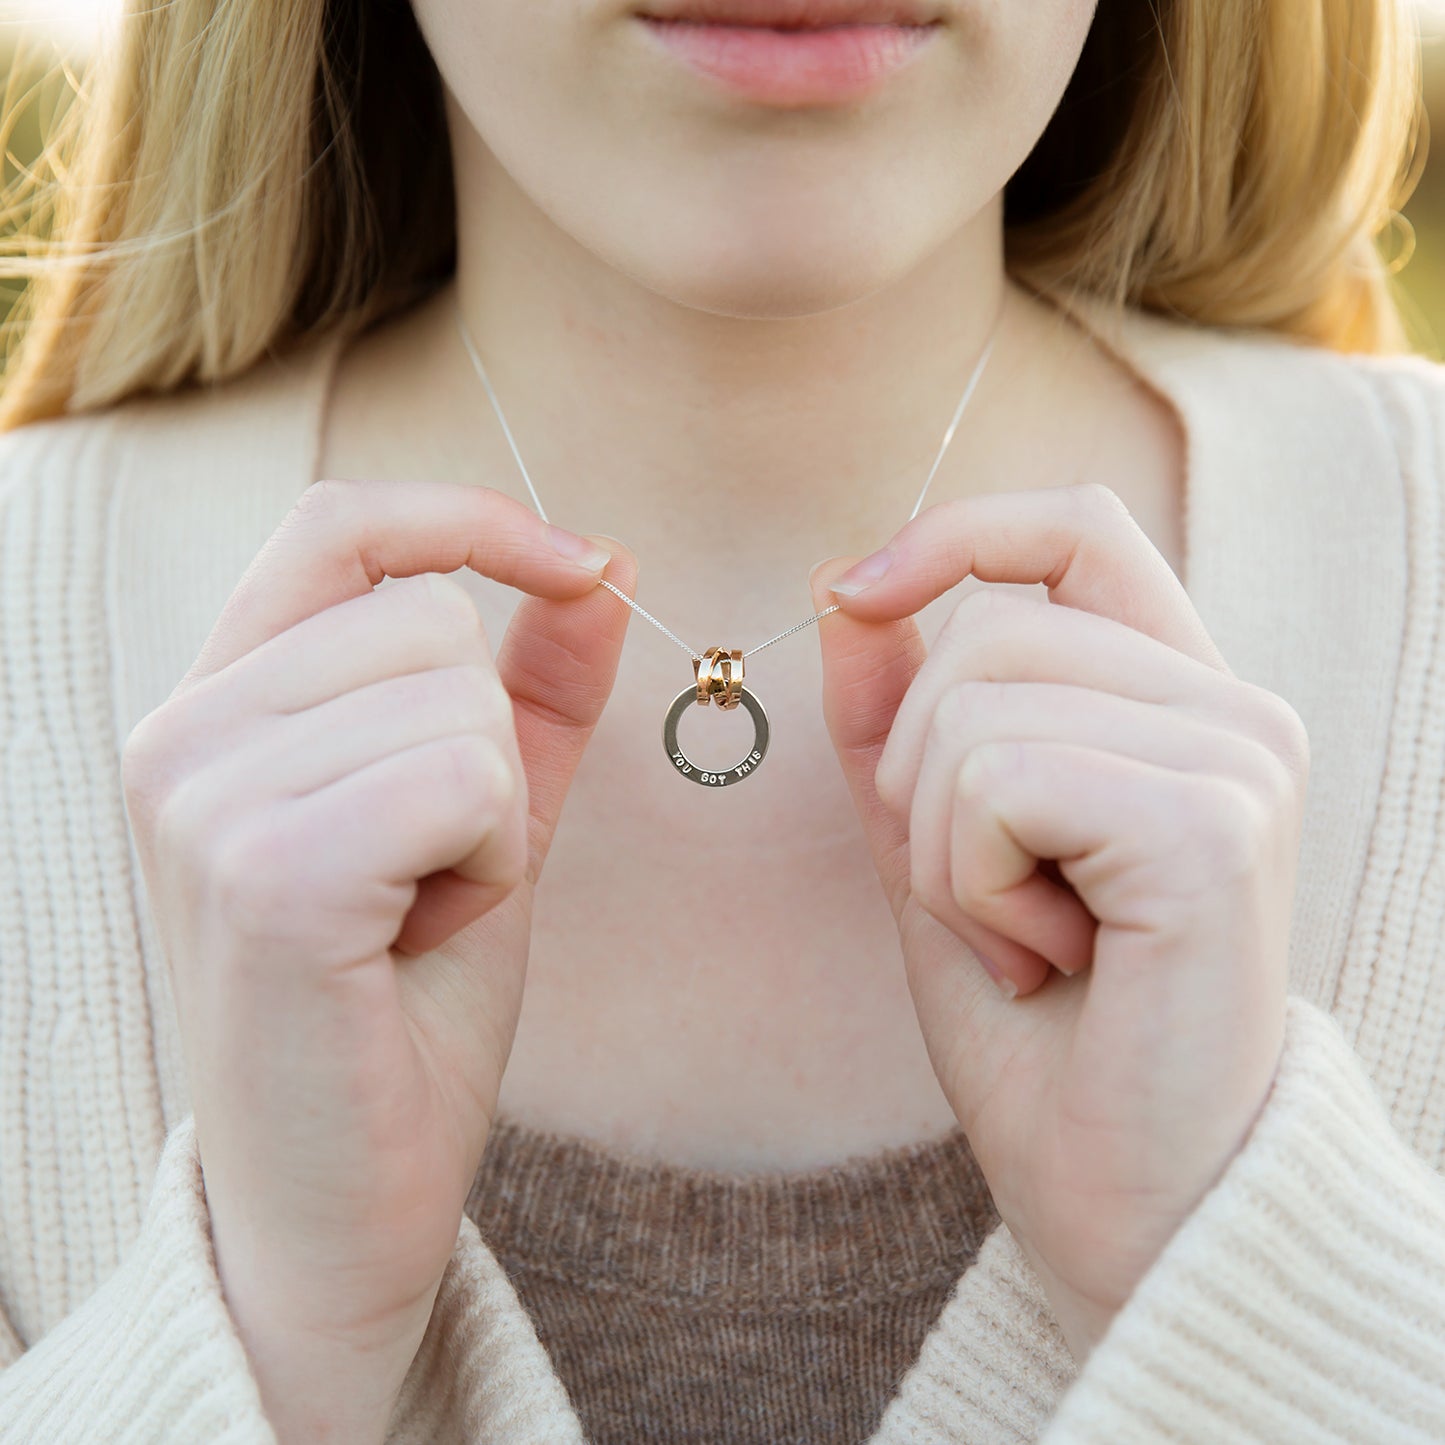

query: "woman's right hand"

left=119, top=477, right=635, bottom=1444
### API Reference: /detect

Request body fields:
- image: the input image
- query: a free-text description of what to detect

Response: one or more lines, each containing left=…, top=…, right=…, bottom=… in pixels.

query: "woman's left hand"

left=808, top=483, right=1309, bottom=1363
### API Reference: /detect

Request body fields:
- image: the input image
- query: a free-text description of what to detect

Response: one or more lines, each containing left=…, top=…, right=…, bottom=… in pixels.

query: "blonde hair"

left=0, top=0, right=1427, bottom=431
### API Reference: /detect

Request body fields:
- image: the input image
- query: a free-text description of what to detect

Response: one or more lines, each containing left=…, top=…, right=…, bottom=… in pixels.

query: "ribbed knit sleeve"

left=1030, top=354, right=1445, bottom=1442
left=0, top=415, right=281, bottom=1440
left=0, top=1115, right=278, bottom=1443
left=1034, top=993, right=1445, bottom=1443
left=0, top=1106, right=591, bottom=1444
left=0, top=1098, right=592, bottom=1445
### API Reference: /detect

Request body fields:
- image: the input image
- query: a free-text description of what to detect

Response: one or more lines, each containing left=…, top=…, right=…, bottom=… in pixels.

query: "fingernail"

left=808, top=557, right=840, bottom=590
left=829, top=546, right=894, bottom=596
left=975, top=950, right=1017, bottom=1000
left=547, top=524, right=611, bottom=572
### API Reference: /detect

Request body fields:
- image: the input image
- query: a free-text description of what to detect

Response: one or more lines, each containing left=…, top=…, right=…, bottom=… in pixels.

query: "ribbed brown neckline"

left=464, top=1115, right=999, bottom=1310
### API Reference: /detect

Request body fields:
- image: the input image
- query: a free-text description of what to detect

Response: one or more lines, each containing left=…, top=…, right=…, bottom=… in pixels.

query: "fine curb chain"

left=453, top=290, right=1006, bottom=664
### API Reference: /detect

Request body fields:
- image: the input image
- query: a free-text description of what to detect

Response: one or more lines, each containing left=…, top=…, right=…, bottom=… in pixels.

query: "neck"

left=322, top=108, right=1112, bottom=635
left=444, top=103, right=1024, bottom=585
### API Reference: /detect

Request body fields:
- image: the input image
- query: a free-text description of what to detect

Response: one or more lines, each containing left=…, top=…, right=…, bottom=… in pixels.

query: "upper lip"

left=636, top=0, right=942, bottom=26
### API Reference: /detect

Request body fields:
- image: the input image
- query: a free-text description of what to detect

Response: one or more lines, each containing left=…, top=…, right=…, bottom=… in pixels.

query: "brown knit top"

left=464, top=1116, right=1000, bottom=1445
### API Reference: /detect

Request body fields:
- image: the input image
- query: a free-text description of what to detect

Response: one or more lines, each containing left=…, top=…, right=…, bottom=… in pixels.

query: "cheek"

left=409, top=0, right=583, bottom=154
left=959, top=0, right=1100, bottom=174
left=411, top=0, right=637, bottom=248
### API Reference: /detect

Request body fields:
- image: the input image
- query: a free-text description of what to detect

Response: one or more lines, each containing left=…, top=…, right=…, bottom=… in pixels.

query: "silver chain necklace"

left=453, top=290, right=1004, bottom=787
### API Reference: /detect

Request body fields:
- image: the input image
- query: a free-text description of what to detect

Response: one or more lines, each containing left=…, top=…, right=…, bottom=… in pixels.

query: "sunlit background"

left=0, top=0, right=121, bottom=52
left=3, top=0, right=1445, bottom=355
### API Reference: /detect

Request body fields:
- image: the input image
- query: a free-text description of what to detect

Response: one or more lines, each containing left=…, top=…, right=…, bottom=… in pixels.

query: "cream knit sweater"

left=3, top=292, right=1445, bottom=1443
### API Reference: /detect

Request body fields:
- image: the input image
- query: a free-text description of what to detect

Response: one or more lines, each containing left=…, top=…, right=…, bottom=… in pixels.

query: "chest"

left=474, top=375, right=1189, bottom=1168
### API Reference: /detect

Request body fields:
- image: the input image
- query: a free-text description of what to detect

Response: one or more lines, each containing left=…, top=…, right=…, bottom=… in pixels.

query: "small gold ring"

left=717, top=648, right=744, bottom=710
left=694, top=645, right=735, bottom=706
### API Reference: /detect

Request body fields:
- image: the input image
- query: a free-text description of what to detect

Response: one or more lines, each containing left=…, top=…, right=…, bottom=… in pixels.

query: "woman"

left=1, top=0, right=1442, bottom=1440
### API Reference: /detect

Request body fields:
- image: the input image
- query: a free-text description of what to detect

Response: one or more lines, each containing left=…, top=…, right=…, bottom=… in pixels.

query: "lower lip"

left=636, top=18, right=940, bottom=106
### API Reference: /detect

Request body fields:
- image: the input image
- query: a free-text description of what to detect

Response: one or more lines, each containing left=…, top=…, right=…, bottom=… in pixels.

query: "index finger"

left=826, top=481, right=1229, bottom=672
left=182, top=477, right=611, bottom=686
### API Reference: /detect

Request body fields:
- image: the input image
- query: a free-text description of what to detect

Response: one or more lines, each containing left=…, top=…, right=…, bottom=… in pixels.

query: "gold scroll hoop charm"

left=663, top=646, right=769, bottom=786
left=692, top=645, right=745, bottom=709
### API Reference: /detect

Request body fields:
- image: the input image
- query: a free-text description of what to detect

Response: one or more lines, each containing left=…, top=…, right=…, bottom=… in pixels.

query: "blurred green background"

left=1393, top=19, right=1445, bottom=353
left=2, top=7, right=1445, bottom=358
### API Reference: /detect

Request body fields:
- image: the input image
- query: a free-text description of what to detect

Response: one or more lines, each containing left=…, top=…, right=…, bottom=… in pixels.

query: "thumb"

left=497, top=533, right=638, bottom=878
left=809, top=554, right=927, bottom=918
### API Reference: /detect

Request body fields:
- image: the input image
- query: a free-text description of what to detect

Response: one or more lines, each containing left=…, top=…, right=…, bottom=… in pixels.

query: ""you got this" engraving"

left=670, top=747, right=764, bottom=786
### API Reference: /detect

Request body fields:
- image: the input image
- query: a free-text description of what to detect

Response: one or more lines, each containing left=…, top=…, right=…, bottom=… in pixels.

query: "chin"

left=607, top=218, right=933, bottom=320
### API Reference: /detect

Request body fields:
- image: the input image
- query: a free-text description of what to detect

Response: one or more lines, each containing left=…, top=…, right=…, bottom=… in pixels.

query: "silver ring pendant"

left=662, top=684, right=770, bottom=786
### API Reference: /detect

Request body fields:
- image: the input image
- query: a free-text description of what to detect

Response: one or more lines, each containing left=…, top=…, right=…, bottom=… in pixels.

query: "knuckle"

left=418, top=573, right=487, bottom=649
left=1191, top=775, right=1270, bottom=885
left=873, top=753, right=906, bottom=820
left=1232, top=732, right=1299, bottom=822
left=207, top=813, right=295, bottom=943
left=931, top=680, right=992, bottom=741
left=1064, top=481, right=1142, bottom=554
left=1256, top=747, right=1300, bottom=820
left=919, top=684, right=990, bottom=782
left=119, top=711, right=164, bottom=811
left=437, top=733, right=517, bottom=812
left=421, top=571, right=477, bottom=623
left=1248, top=683, right=1312, bottom=781
left=121, top=706, right=193, bottom=838
left=401, top=662, right=511, bottom=737
left=1068, top=479, right=1133, bottom=522
left=938, top=587, right=1009, bottom=653
left=942, top=587, right=1037, bottom=652
left=151, top=768, right=222, bottom=865
left=942, top=855, right=987, bottom=915
left=954, top=739, right=1016, bottom=800
left=450, top=663, right=514, bottom=734
left=289, top=476, right=356, bottom=529
left=910, top=868, right=950, bottom=922
left=952, top=584, right=1008, bottom=625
